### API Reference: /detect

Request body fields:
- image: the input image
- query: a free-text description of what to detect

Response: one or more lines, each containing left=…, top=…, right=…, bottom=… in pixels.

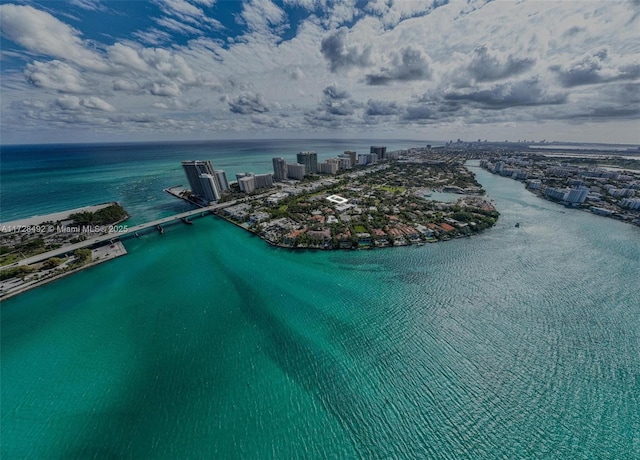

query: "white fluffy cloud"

left=24, top=60, right=90, bottom=94
left=1, top=0, right=638, bottom=144
left=56, top=95, right=116, bottom=112
left=0, top=4, right=108, bottom=71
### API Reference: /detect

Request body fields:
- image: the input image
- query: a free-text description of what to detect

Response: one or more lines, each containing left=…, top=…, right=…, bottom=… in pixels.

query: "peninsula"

left=2, top=145, right=502, bottom=299
left=478, top=151, right=640, bottom=226
left=176, top=147, right=499, bottom=250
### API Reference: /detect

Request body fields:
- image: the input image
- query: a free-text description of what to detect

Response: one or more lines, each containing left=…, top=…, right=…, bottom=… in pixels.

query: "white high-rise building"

left=620, top=198, right=640, bottom=210
left=344, top=151, right=357, bottom=166
left=297, top=151, right=317, bottom=174
left=287, top=163, right=305, bottom=180
left=318, top=159, right=339, bottom=174
left=199, top=174, right=221, bottom=202
left=564, top=185, right=589, bottom=204
left=182, top=161, right=215, bottom=196
left=254, top=174, right=273, bottom=189
left=215, top=170, right=230, bottom=192
left=238, top=175, right=256, bottom=194
left=272, top=158, right=288, bottom=181
left=337, top=155, right=352, bottom=170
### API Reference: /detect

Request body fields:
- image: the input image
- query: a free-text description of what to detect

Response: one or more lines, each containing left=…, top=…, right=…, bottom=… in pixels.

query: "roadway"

left=1, top=192, right=276, bottom=270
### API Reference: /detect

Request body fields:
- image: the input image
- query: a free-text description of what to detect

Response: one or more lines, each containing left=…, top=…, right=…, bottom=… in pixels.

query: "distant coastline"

left=175, top=148, right=500, bottom=250
left=1, top=203, right=130, bottom=299
left=3, top=140, right=638, bottom=299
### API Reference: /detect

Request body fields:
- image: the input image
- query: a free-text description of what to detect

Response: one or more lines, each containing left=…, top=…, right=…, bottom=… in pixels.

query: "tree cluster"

left=70, top=204, right=127, bottom=226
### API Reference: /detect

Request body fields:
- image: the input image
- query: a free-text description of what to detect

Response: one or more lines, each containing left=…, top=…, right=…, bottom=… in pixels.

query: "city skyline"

left=1, top=0, right=639, bottom=145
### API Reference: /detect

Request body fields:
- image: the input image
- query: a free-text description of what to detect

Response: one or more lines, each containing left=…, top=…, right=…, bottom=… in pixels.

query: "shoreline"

left=213, top=208, right=482, bottom=250
left=1, top=241, right=127, bottom=300
left=479, top=165, right=640, bottom=228
left=0, top=202, right=119, bottom=229
left=526, top=188, right=640, bottom=227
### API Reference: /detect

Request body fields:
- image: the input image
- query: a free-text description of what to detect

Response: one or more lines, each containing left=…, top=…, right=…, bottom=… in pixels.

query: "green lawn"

left=353, top=225, right=367, bottom=233
left=378, top=185, right=406, bottom=193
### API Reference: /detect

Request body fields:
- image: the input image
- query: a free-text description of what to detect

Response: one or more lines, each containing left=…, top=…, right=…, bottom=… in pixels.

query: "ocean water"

left=0, top=139, right=427, bottom=225
left=1, top=142, right=639, bottom=459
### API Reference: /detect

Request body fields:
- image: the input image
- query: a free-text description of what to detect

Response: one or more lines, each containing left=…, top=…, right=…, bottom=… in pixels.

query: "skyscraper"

left=287, top=163, right=305, bottom=180
left=370, top=146, right=386, bottom=160
left=344, top=150, right=357, bottom=166
left=215, top=170, right=230, bottom=192
left=237, top=175, right=256, bottom=194
left=564, top=185, right=589, bottom=204
left=199, top=174, right=221, bottom=202
left=272, top=157, right=288, bottom=181
left=182, top=160, right=220, bottom=200
left=297, top=151, right=317, bottom=174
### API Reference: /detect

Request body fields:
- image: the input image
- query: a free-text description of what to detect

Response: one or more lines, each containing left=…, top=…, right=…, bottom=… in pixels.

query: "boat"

left=515, top=222, right=520, bottom=228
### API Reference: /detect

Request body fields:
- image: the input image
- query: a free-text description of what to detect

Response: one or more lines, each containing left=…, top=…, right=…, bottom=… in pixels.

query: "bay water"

left=1, top=141, right=639, bottom=458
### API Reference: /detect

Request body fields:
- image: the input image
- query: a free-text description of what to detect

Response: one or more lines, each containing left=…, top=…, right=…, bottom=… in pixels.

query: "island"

left=0, top=203, right=129, bottom=299
left=1, top=146, right=503, bottom=299
left=177, top=148, right=499, bottom=250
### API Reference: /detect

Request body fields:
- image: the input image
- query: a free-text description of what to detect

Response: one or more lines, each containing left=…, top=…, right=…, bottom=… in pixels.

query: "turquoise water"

left=0, top=139, right=427, bottom=224
left=2, top=148, right=640, bottom=458
left=423, top=191, right=465, bottom=203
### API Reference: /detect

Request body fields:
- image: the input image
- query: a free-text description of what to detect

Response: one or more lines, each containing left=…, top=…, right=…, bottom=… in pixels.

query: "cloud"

left=68, top=0, right=107, bottom=11
left=81, top=96, right=116, bottom=112
left=551, top=82, right=640, bottom=121
left=0, top=4, right=108, bottom=71
left=323, top=83, right=350, bottom=100
left=54, top=95, right=115, bottom=112
left=320, top=84, right=360, bottom=115
left=366, top=99, right=402, bottom=116
left=108, top=44, right=220, bottom=94
left=155, top=16, right=203, bottom=35
left=113, top=79, right=140, bottom=92
left=24, top=60, right=89, bottom=93
left=466, top=45, right=535, bottom=83
left=443, top=78, right=567, bottom=109
left=283, top=0, right=319, bottom=10
left=54, top=95, right=82, bottom=110
left=154, top=0, right=221, bottom=29
left=149, top=81, right=181, bottom=97
left=287, top=66, right=305, bottom=80
left=107, top=43, right=150, bottom=73
left=1, top=1, right=638, bottom=144
left=364, top=0, right=447, bottom=28
left=551, top=48, right=640, bottom=87
left=365, top=46, right=432, bottom=85
left=132, top=28, right=173, bottom=46
left=321, top=27, right=373, bottom=72
left=323, top=0, right=359, bottom=29
left=251, top=113, right=295, bottom=129
left=238, top=0, right=287, bottom=36
left=304, top=84, right=363, bottom=128
left=229, top=92, right=272, bottom=114
left=157, top=0, right=205, bottom=18
left=402, top=104, right=438, bottom=121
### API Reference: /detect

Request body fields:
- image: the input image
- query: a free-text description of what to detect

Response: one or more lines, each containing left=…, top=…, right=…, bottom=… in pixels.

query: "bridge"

left=1, top=196, right=256, bottom=269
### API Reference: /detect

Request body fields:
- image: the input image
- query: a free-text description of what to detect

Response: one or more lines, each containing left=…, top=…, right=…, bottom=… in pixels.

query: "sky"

left=0, top=0, right=639, bottom=145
